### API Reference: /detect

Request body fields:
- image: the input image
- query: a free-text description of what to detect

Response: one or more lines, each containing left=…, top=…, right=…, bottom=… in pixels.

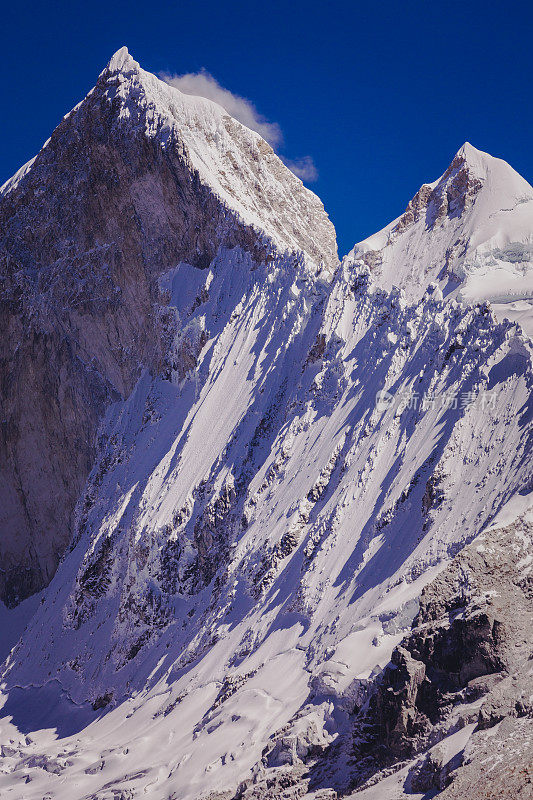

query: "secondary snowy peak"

left=348, top=142, right=533, bottom=335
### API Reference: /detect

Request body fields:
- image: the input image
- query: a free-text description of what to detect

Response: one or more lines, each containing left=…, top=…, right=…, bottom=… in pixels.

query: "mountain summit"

left=0, top=50, right=532, bottom=800
left=348, top=142, right=533, bottom=335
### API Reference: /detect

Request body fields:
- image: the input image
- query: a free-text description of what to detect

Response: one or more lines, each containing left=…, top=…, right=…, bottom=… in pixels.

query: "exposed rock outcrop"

left=165, top=511, right=532, bottom=800
left=347, top=509, right=533, bottom=793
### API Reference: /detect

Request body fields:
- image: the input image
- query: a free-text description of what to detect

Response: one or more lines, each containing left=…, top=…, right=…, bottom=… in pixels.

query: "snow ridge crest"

left=105, top=45, right=138, bottom=75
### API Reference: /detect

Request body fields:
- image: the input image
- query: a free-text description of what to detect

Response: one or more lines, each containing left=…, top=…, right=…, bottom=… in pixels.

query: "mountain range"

left=0, top=48, right=531, bottom=800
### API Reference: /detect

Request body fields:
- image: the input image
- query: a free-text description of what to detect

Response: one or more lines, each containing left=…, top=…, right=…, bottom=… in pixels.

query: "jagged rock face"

left=0, top=50, right=337, bottom=606
left=349, top=512, right=533, bottom=792
left=391, top=149, right=483, bottom=237
left=215, top=513, right=533, bottom=800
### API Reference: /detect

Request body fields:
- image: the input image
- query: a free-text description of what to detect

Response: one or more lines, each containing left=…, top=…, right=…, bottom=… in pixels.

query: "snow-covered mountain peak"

left=456, top=140, right=479, bottom=159
left=454, top=140, right=530, bottom=186
left=347, top=143, right=533, bottom=336
left=95, top=48, right=338, bottom=269
left=3, top=48, right=337, bottom=272
left=105, top=45, right=138, bottom=75
left=454, top=140, right=494, bottom=173
left=0, top=47, right=338, bottom=608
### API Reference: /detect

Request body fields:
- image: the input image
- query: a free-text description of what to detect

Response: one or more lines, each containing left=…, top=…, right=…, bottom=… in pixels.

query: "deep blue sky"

left=2, top=0, right=532, bottom=255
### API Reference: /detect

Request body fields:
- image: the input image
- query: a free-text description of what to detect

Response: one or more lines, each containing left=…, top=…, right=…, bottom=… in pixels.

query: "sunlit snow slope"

left=0, top=50, right=532, bottom=800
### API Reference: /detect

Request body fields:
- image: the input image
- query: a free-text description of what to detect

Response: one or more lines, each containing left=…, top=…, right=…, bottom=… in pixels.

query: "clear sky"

left=2, top=0, right=532, bottom=255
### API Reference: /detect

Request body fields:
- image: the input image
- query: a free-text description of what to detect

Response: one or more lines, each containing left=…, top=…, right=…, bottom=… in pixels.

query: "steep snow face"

left=0, top=47, right=337, bottom=606
left=348, top=143, right=533, bottom=336
left=1, top=252, right=532, bottom=799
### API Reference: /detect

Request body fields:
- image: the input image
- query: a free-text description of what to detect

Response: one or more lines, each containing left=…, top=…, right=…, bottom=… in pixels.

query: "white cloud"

left=282, top=156, right=318, bottom=182
left=161, top=69, right=282, bottom=147
left=161, top=69, right=317, bottom=182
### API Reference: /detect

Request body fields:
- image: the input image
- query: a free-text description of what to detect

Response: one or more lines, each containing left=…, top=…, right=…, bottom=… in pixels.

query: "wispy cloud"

left=282, top=156, right=318, bottom=182
left=161, top=69, right=317, bottom=182
left=162, top=69, right=282, bottom=147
